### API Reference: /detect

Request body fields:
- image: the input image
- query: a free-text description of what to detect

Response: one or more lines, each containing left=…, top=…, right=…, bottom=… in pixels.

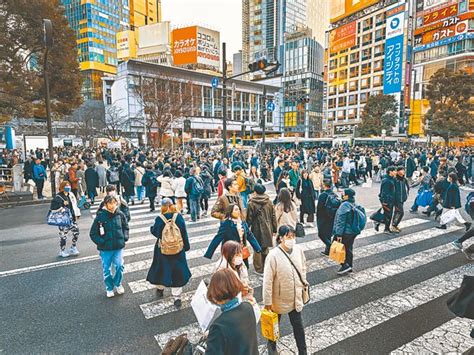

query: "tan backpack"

left=159, top=214, right=184, bottom=255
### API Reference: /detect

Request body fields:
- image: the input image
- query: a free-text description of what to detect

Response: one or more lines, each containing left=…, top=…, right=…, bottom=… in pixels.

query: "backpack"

left=245, top=177, right=255, bottom=194
left=191, top=176, right=205, bottom=196
left=109, top=168, right=119, bottom=183
left=350, top=204, right=367, bottom=235
left=324, top=192, right=341, bottom=216
left=159, top=214, right=184, bottom=255
left=150, top=175, right=160, bottom=188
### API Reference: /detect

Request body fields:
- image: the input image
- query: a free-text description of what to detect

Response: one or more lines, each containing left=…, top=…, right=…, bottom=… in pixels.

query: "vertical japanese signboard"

left=383, top=10, right=405, bottom=94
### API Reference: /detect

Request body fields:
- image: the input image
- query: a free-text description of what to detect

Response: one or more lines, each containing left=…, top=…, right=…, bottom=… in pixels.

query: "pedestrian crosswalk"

left=89, top=193, right=473, bottom=354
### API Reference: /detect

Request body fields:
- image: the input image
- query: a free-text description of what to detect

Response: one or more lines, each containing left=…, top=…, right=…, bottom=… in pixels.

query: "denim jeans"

left=189, top=198, right=200, bottom=222
left=99, top=249, right=124, bottom=292
left=136, top=186, right=144, bottom=201
left=268, top=310, right=307, bottom=355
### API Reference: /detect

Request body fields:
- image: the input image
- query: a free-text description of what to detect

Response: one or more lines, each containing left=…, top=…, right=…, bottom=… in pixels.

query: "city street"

left=1, top=182, right=473, bottom=354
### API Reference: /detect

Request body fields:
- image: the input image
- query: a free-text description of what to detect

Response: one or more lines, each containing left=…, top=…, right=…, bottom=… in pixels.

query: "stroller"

left=77, top=183, right=91, bottom=210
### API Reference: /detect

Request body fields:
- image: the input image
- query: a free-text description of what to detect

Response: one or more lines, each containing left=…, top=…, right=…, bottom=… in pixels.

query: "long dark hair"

left=276, top=170, right=289, bottom=189
left=221, top=241, right=243, bottom=275
left=277, top=188, right=294, bottom=213
left=224, top=203, right=240, bottom=219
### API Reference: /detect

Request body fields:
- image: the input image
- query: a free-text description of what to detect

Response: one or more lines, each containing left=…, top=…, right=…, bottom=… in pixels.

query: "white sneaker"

left=69, top=246, right=80, bottom=256
left=115, top=285, right=125, bottom=295
left=59, top=249, right=70, bottom=258
left=106, top=290, right=115, bottom=298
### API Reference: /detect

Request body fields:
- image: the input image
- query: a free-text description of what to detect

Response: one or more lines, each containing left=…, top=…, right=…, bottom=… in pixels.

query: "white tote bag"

left=191, top=280, right=221, bottom=332
left=440, top=209, right=466, bottom=226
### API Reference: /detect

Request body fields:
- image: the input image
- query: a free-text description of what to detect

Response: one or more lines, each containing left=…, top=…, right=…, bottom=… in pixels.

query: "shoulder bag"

left=277, top=247, right=310, bottom=304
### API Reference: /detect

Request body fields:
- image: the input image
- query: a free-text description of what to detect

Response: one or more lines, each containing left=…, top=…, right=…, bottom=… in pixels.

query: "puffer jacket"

left=246, top=193, right=277, bottom=248
left=333, top=201, right=359, bottom=236
left=263, top=245, right=307, bottom=314
left=90, top=209, right=129, bottom=251
left=157, top=175, right=175, bottom=198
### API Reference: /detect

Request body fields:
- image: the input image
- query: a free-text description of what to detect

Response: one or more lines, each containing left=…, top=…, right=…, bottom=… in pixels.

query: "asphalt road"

left=1, top=182, right=473, bottom=354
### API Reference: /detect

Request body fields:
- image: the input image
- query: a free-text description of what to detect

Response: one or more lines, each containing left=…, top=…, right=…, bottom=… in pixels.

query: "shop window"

left=349, top=80, right=358, bottom=91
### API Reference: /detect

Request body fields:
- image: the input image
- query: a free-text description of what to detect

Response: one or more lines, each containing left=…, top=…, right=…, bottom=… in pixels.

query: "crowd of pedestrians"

left=2, top=142, right=473, bottom=353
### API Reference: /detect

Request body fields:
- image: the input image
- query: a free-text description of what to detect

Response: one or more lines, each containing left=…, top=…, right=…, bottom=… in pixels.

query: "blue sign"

left=266, top=101, right=275, bottom=112
left=383, top=34, right=404, bottom=94
left=211, top=77, right=219, bottom=88
left=413, top=33, right=474, bottom=52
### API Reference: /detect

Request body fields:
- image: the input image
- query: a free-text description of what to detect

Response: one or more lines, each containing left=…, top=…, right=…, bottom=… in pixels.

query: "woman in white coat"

left=172, top=170, right=187, bottom=214
left=263, top=225, right=308, bottom=355
left=157, top=169, right=175, bottom=202
left=275, top=188, right=298, bottom=230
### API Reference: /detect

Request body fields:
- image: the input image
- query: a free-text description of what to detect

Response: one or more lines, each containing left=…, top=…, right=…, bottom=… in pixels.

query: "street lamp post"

left=43, top=19, right=56, bottom=197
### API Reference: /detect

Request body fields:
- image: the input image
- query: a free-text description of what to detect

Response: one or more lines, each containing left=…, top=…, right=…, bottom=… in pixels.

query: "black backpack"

left=324, top=192, right=341, bottom=216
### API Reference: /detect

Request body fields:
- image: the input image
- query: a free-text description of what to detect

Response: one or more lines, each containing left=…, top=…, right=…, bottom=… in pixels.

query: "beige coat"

left=263, top=245, right=307, bottom=314
left=275, top=202, right=298, bottom=229
left=309, top=170, right=323, bottom=191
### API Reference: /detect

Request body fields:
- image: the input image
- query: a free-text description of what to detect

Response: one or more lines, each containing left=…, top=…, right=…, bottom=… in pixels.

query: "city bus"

left=353, top=137, right=401, bottom=147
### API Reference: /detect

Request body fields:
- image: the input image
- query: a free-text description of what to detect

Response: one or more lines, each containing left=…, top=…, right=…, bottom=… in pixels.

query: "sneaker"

left=436, top=224, right=447, bottom=230
left=337, top=265, right=352, bottom=275
left=115, top=285, right=125, bottom=295
left=106, top=290, right=115, bottom=298
left=462, top=248, right=474, bottom=261
left=451, top=240, right=463, bottom=250
left=391, top=226, right=401, bottom=233
left=156, top=288, right=164, bottom=298
left=174, top=298, right=182, bottom=308
left=59, top=249, right=70, bottom=258
left=69, top=246, right=80, bottom=256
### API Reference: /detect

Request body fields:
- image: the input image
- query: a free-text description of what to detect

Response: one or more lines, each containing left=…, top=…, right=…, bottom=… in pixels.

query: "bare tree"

left=72, top=100, right=106, bottom=145
left=104, top=104, right=127, bottom=141
left=132, top=75, right=193, bottom=147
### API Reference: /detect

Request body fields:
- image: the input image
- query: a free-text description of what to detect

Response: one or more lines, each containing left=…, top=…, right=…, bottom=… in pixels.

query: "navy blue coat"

left=120, top=164, right=135, bottom=196
left=443, top=183, right=461, bottom=209
left=141, top=170, right=158, bottom=198
left=316, top=189, right=337, bottom=238
left=85, top=167, right=99, bottom=196
left=204, top=219, right=262, bottom=259
left=146, top=213, right=191, bottom=287
left=379, top=175, right=396, bottom=205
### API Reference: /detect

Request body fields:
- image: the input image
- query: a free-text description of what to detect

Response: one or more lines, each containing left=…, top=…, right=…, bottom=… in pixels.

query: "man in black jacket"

left=317, top=180, right=341, bottom=256
left=90, top=195, right=129, bottom=298
left=377, top=166, right=397, bottom=234
left=392, top=167, right=410, bottom=233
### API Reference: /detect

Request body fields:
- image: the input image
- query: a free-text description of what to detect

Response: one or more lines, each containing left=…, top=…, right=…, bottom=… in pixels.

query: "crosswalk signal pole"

left=222, top=43, right=228, bottom=159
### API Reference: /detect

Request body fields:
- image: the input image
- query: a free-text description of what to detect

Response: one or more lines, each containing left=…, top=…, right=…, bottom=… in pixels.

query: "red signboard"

left=419, top=3, right=458, bottom=26
left=421, top=20, right=468, bottom=44
left=329, top=21, right=357, bottom=54
left=414, top=12, right=474, bottom=35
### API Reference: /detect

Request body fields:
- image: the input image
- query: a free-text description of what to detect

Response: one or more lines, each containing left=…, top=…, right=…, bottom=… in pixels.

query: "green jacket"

left=289, top=169, right=301, bottom=189
left=90, top=209, right=129, bottom=251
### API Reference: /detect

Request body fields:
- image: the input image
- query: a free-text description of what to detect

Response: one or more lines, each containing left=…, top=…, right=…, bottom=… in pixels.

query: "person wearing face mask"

left=205, top=268, right=259, bottom=355
left=90, top=195, right=129, bottom=298
left=215, top=241, right=252, bottom=299
left=98, top=184, right=130, bottom=222
left=263, top=225, right=308, bottom=355
left=205, top=204, right=262, bottom=268
left=50, top=181, right=81, bottom=258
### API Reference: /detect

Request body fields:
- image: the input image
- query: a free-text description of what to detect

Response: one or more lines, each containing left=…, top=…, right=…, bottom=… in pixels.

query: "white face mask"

left=284, top=239, right=295, bottom=249
left=233, top=256, right=243, bottom=266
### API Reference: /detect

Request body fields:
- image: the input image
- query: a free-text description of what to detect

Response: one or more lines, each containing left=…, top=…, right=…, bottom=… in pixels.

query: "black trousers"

left=342, top=234, right=356, bottom=267
left=149, top=196, right=155, bottom=211
left=392, top=202, right=404, bottom=227
left=200, top=196, right=209, bottom=212
left=268, top=310, right=307, bottom=355
left=34, top=179, right=44, bottom=198
left=300, top=211, right=314, bottom=223
left=457, top=228, right=474, bottom=243
left=382, top=203, right=394, bottom=231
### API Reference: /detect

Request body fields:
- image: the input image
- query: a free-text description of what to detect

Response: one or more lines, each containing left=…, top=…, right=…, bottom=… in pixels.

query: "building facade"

left=62, top=0, right=161, bottom=100
left=103, top=60, right=280, bottom=145
left=325, top=0, right=411, bottom=137
left=409, top=0, right=474, bottom=136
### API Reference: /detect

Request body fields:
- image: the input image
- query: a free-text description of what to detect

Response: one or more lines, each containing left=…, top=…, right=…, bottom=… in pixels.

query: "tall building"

left=306, top=0, right=330, bottom=46
left=61, top=0, right=162, bottom=100
left=409, top=0, right=474, bottom=136
left=325, top=0, right=411, bottom=137
left=233, top=51, right=244, bottom=76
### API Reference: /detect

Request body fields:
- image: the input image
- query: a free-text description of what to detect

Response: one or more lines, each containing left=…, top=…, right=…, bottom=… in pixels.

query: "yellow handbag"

left=329, top=238, right=346, bottom=264
left=260, top=309, right=279, bottom=341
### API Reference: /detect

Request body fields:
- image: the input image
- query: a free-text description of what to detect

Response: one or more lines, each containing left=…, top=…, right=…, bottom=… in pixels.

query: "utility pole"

left=261, top=85, right=266, bottom=154
left=43, top=19, right=56, bottom=197
left=222, top=43, right=228, bottom=159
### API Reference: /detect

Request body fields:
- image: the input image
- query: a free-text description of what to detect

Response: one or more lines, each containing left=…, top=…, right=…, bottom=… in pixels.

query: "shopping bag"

left=260, top=309, right=279, bottom=341
left=329, top=238, right=346, bottom=264
left=47, top=208, right=72, bottom=227
left=439, top=209, right=458, bottom=226
left=415, top=190, right=433, bottom=207
left=447, top=275, right=474, bottom=319
left=191, top=280, right=221, bottom=332
left=370, top=208, right=384, bottom=224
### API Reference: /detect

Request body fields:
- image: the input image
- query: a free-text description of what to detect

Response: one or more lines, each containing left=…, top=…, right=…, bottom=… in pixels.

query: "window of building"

left=374, top=44, right=384, bottom=57
left=327, top=111, right=335, bottom=120
left=339, top=69, right=348, bottom=80
left=360, top=92, right=369, bottom=103
left=338, top=96, right=346, bottom=106
left=349, top=80, right=358, bottom=91
left=338, top=83, right=347, bottom=93
left=348, top=108, right=356, bottom=118
left=329, top=58, right=338, bottom=70
left=362, top=33, right=372, bottom=46
left=363, top=17, right=373, bottom=30
left=340, top=55, right=348, bottom=65
left=373, top=75, right=382, bottom=86
left=329, top=85, right=336, bottom=95
left=350, top=52, right=359, bottom=63
left=361, top=78, right=370, bottom=88
left=361, top=62, right=371, bottom=74
left=375, top=13, right=385, bottom=25
left=337, top=110, right=345, bottom=119
left=328, top=98, right=336, bottom=108
left=348, top=94, right=356, bottom=105
left=362, top=48, right=371, bottom=61
left=375, top=28, right=385, bottom=42
left=350, top=67, right=359, bottom=78
left=374, top=59, right=383, bottom=71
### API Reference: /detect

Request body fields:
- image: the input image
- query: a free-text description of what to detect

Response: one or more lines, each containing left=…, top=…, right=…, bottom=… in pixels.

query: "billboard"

left=383, top=11, right=405, bottom=94
left=330, top=0, right=380, bottom=23
left=116, top=30, right=137, bottom=60
left=138, top=22, right=170, bottom=48
left=172, top=26, right=220, bottom=68
left=421, top=19, right=468, bottom=44
left=423, top=0, right=449, bottom=11
left=416, top=3, right=458, bottom=28
left=414, top=11, right=473, bottom=35
left=414, top=32, right=474, bottom=51
left=328, top=21, right=357, bottom=54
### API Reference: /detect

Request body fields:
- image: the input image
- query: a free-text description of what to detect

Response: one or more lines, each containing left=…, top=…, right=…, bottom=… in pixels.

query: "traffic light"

left=248, top=59, right=268, bottom=72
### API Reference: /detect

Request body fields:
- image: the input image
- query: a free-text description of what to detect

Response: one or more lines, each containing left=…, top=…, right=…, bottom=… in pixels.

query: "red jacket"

left=217, top=176, right=226, bottom=198
left=68, top=167, right=79, bottom=189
